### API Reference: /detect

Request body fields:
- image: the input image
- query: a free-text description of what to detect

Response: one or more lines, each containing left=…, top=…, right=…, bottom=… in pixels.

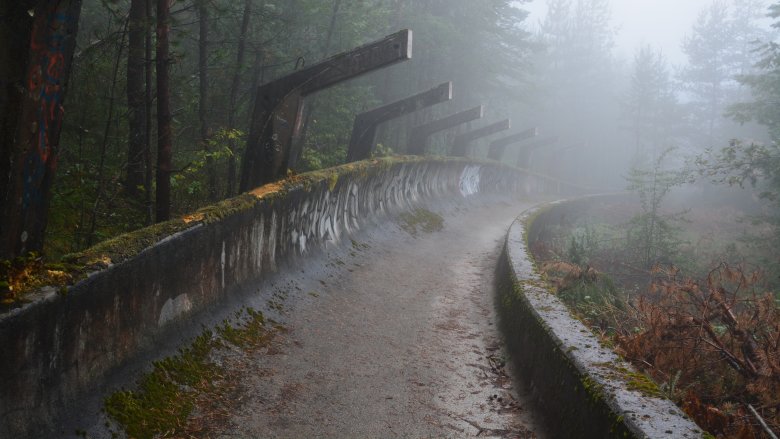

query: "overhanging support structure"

left=450, top=119, right=511, bottom=157
left=346, top=82, right=452, bottom=162
left=516, top=136, right=559, bottom=169
left=239, top=29, right=412, bottom=192
left=487, top=127, right=538, bottom=161
left=407, top=105, right=484, bottom=155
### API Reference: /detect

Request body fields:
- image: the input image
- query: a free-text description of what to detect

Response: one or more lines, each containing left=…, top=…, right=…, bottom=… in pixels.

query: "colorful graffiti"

left=21, top=4, right=77, bottom=212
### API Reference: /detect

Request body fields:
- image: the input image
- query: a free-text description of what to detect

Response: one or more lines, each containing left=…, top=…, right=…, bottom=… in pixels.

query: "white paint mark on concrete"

left=268, top=212, right=278, bottom=272
left=158, top=294, right=193, bottom=326
left=253, top=216, right=264, bottom=272
left=459, top=165, right=481, bottom=197
left=221, top=241, right=226, bottom=289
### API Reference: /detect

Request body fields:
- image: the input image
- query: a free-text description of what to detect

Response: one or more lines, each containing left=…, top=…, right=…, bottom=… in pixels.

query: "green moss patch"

left=104, top=308, right=280, bottom=438
left=64, top=219, right=192, bottom=269
left=625, top=372, right=664, bottom=399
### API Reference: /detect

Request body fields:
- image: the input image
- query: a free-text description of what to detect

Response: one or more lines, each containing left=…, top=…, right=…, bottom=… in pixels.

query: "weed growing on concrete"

left=104, top=307, right=278, bottom=438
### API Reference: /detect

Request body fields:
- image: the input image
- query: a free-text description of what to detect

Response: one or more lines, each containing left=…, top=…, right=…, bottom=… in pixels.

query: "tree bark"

left=226, top=0, right=252, bottom=197
left=88, top=20, right=127, bottom=246
left=0, top=0, right=83, bottom=259
left=126, top=0, right=147, bottom=199
left=144, top=0, right=154, bottom=224
left=198, top=0, right=217, bottom=200
left=155, top=0, right=173, bottom=222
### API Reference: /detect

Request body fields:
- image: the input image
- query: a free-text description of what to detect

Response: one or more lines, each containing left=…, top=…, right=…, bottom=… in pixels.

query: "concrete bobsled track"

left=0, top=157, right=707, bottom=438
left=0, top=157, right=572, bottom=437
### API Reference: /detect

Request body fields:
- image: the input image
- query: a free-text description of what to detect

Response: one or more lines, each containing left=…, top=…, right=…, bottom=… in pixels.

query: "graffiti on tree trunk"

left=22, top=5, right=75, bottom=211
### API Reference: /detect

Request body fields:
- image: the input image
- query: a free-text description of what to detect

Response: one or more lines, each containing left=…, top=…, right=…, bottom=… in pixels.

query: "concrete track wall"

left=496, top=201, right=706, bottom=438
left=0, top=157, right=570, bottom=437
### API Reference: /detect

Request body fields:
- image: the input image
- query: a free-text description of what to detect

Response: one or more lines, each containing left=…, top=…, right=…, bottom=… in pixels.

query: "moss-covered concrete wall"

left=496, top=201, right=705, bottom=438
left=0, top=157, right=577, bottom=437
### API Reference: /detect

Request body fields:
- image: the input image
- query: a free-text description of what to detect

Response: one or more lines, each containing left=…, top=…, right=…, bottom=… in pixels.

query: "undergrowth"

left=0, top=253, right=76, bottom=307
left=531, top=207, right=780, bottom=438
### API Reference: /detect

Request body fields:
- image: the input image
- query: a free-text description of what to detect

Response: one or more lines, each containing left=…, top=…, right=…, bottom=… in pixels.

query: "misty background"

left=43, top=0, right=780, bottom=256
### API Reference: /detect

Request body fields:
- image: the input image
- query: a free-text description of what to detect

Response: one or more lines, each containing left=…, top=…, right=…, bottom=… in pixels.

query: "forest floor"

left=82, top=195, right=548, bottom=438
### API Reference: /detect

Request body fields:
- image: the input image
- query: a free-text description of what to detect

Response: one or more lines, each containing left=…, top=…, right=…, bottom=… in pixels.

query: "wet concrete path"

left=213, top=197, right=547, bottom=438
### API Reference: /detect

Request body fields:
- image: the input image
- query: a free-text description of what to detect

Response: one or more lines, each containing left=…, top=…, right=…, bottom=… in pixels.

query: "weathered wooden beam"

left=487, top=127, right=538, bottom=161
left=516, top=136, right=559, bottom=169
left=407, top=105, right=483, bottom=155
left=450, top=119, right=511, bottom=157
left=346, top=81, right=452, bottom=162
left=239, top=29, right=412, bottom=191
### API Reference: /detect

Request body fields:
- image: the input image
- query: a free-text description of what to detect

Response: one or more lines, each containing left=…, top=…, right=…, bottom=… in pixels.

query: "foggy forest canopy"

left=0, top=0, right=777, bottom=259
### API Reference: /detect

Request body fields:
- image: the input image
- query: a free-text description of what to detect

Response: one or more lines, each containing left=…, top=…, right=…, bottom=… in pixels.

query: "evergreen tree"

left=622, top=46, right=680, bottom=164
left=526, top=0, right=623, bottom=186
left=679, top=0, right=772, bottom=148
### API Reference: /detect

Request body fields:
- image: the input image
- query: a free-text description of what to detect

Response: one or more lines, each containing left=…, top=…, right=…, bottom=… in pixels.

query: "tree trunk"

left=198, top=0, right=217, bottom=201
left=144, top=0, right=154, bottom=224
left=226, top=0, right=252, bottom=197
left=126, top=0, right=147, bottom=200
left=155, top=0, right=173, bottom=222
left=88, top=20, right=127, bottom=246
left=0, top=0, right=83, bottom=259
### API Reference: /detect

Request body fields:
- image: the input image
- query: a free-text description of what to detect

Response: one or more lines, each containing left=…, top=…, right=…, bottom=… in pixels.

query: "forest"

left=2, top=0, right=780, bottom=437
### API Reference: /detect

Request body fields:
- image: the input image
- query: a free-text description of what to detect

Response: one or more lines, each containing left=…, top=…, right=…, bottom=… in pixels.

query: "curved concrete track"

left=82, top=195, right=549, bottom=438
left=214, top=197, right=546, bottom=438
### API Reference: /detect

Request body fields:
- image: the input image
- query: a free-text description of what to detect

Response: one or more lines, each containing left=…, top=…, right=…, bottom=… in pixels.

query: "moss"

left=194, top=193, right=263, bottom=224
left=215, top=307, right=269, bottom=349
left=104, top=330, right=219, bottom=439
left=581, top=375, right=606, bottom=404
left=64, top=219, right=192, bottom=268
left=398, top=208, right=444, bottom=236
left=0, top=254, right=79, bottom=308
left=624, top=370, right=664, bottom=399
left=105, top=307, right=276, bottom=438
left=593, top=361, right=667, bottom=400
left=2, top=156, right=493, bottom=309
left=327, top=172, right=339, bottom=191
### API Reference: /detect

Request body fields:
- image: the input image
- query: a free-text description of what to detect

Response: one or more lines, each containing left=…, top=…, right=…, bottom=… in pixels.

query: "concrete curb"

left=496, top=201, right=707, bottom=439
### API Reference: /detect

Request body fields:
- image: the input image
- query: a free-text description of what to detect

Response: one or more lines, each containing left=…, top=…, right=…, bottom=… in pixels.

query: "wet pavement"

left=213, top=198, right=546, bottom=438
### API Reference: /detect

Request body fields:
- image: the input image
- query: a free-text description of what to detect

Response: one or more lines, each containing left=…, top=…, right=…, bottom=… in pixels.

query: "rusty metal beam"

left=239, top=29, right=412, bottom=191
left=346, top=82, right=452, bottom=162
left=450, top=119, right=511, bottom=157
left=516, top=136, right=559, bottom=169
left=407, top=105, right=483, bottom=155
left=487, top=127, right=538, bottom=161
